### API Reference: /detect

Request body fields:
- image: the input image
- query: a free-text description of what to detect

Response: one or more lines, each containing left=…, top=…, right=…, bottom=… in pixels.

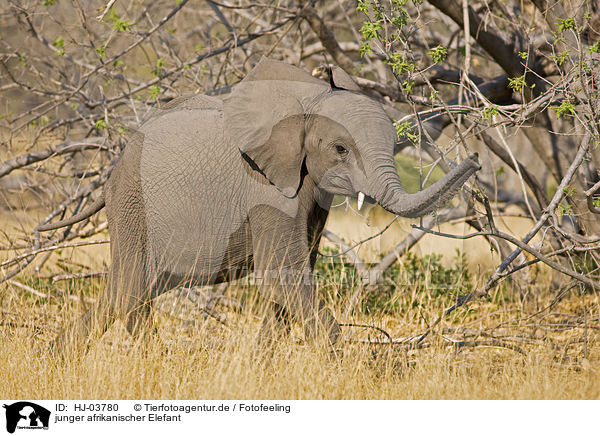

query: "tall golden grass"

left=1, top=277, right=598, bottom=400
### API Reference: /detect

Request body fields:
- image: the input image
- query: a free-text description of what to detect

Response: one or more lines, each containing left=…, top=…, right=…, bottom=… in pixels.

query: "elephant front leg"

left=250, top=215, right=340, bottom=346
left=255, top=260, right=339, bottom=346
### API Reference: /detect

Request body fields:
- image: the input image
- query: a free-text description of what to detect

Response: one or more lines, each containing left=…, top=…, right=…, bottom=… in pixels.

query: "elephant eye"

left=335, top=144, right=348, bottom=156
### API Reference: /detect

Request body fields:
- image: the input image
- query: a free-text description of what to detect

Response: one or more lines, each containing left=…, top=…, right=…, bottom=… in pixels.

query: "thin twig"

left=6, top=279, right=96, bottom=303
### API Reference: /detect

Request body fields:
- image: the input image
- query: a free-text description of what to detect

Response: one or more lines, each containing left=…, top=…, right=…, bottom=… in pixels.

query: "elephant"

left=37, top=57, right=480, bottom=353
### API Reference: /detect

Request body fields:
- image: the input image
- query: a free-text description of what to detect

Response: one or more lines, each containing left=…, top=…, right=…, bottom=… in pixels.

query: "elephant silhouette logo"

left=2, top=402, right=50, bottom=433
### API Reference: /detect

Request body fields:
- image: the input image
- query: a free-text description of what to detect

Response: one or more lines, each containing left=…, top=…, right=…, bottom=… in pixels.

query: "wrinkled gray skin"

left=40, top=58, right=480, bottom=353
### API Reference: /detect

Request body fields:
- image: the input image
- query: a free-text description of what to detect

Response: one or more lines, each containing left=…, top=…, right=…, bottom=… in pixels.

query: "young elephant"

left=38, top=57, right=480, bottom=352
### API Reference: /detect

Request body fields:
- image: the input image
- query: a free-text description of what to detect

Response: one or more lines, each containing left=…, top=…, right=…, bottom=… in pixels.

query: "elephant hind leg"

left=110, top=248, right=157, bottom=346
left=52, top=299, right=157, bottom=359
left=124, top=298, right=158, bottom=346
left=52, top=248, right=153, bottom=358
left=52, top=291, right=116, bottom=359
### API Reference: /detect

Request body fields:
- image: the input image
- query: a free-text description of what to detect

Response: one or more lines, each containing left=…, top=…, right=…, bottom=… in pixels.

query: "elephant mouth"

left=341, top=191, right=374, bottom=211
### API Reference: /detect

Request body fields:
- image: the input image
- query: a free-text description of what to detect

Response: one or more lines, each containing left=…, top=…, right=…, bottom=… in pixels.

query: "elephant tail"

left=36, top=194, right=106, bottom=232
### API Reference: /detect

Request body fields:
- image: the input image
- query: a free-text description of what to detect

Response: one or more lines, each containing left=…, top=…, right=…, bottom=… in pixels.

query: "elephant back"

left=141, top=94, right=223, bottom=125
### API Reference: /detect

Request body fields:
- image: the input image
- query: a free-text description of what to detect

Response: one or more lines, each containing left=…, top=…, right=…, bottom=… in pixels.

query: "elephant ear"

left=224, top=57, right=327, bottom=198
left=330, top=66, right=361, bottom=92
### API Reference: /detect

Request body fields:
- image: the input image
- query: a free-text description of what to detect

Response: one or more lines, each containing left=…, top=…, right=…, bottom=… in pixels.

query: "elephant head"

left=224, top=57, right=479, bottom=217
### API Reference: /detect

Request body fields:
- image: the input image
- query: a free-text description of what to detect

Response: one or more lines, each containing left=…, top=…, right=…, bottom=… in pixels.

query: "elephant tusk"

left=357, top=192, right=365, bottom=210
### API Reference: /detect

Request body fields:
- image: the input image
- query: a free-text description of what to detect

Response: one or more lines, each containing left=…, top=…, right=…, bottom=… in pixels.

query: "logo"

left=3, top=402, right=50, bottom=434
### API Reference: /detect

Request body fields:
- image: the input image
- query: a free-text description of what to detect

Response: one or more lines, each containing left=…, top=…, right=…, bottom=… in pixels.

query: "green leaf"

left=148, top=85, right=161, bottom=100
left=551, top=33, right=565, bottom=46
left=549, top=100, right=576, bottom=118
left=359, top=40, right=373, bottom=57
left=428, top=45, right=447, bottom=63
left=113, top=18, right=132, bottom=31
left=393, top=120, right=418, bottom=143
left=562, top=185, right=576, bottom=197
left=359, top=20, right=382, bottom=40
left=95, top=119, right=108, bottom=130
left=482, top=105, right=499, bottom=120
left=402, top=79, right=414, bottom=93
left=152, top=58, right=166, bottom=77
left=557, top=203, right=573, bottom=216
left=391, top=9, right=409, bottom=28
left=508, top=75, right=526, bottom=93
left=386, top=52, right=416, bottom=74
left=556, top=17, right=576, bottom=33
left=52, top=36, right=64, bottom=48
left=550, top=50, right=571, bottom=66
left=356, top=0, right=369, bottom=14
left=108, top=10, right=133, bottom=32
left=52, top=37, right=65, bottom=56
left=95, top=45, right=106, bottom=57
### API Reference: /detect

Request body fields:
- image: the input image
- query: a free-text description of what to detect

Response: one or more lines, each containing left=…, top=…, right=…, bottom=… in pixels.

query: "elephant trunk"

left=370, top=154, right=480, bottom=218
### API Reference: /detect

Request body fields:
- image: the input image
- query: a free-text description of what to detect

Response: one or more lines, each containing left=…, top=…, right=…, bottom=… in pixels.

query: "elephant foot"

left=257, top=304, right=292, bottom=349
left=51, top=323, right=91, bottom=362
left=51, top=303, right=113, bottom=360
left=303, top=307, right=340, bottom=346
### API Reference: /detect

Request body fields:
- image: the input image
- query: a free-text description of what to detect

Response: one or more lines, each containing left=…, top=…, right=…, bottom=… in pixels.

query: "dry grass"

left=1, top=278, right=598, bottom=400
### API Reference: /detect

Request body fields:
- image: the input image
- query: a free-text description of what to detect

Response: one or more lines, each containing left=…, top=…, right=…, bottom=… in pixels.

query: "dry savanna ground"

left=1, top=253, right=599, bottom=400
